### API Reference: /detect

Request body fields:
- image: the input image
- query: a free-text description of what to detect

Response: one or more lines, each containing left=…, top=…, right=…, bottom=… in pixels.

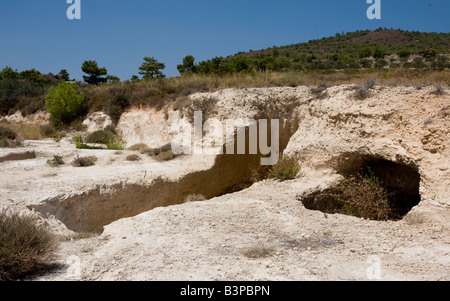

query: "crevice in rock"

left=30, top=119, right=298, bottom=233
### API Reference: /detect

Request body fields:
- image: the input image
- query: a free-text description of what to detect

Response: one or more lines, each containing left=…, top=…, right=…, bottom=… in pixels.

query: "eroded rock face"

left=82, top=112, right=113, bottom=133
left=282, top=85, right=449, bottom=215
left=1, top=85, right=449, bottom=281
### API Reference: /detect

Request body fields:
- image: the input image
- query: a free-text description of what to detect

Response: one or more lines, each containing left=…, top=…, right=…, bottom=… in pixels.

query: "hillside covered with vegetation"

left=0, top=29, right=449, bottom=129
left=183, top=28, right=450, bottom=74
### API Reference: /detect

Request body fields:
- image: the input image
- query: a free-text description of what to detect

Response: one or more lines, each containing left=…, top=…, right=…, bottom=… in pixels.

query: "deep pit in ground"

left=31, top=119, right=297, bottom=233
left=299, top=153, right=421, bottom=220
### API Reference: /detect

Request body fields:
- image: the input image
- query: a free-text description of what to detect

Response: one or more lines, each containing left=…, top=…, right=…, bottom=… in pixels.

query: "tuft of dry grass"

left=0, top=209, right=56, bottom=281
left=241, top=243, right=276, bottom=259
left=126, top=154, right=141, bottom=161
left=183, top=194, right=206, bottom=203
left=267, top=155, right=300, bottom=181
left=431, top=83, right=446, bottom=95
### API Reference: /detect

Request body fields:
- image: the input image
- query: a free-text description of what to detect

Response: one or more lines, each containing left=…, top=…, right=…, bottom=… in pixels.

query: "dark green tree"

left=58, top=69, right=70, bottom=81
left=81, top=60, right=107, bottom=85
left=177, top=55, right=196, bottom=75
left=19, top=69, right=48, bottom=85
left=138, top=57, right=165, bottom=79
left=0, top=66, right=19, bottom=81
left=106, top=75, right=120, bottom=83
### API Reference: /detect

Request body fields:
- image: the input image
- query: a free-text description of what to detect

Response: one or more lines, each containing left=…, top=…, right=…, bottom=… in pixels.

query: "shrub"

left=45, top=82, right=86, bottom=127
left=241, top=243, right=276, bottom=259
left=72, top=156, right=97, bottom=167
left=126, top=154, right=141, bottom=161
left=153, top=150, right=176, bottom=161
left=85, top=130, right=114, bottom=144
left=73, top=135, right=104, bottom=150
left=330, top=168, right=391, bottom=220
left=39, top=124, right=57, bottom=138
left=310, top=81, right=329, bottom=99
left=127, top=143, right=149, bottom=152
left=47, top=155, right=64, bottom=166
left=151, top=143, right=172, bottom=156
left=0, top=126, right=17, bottom=140
left=0, top=209, right=56, bottom=281
left=106, top=134, right=125, bottom=150
left=183, top=194, right=206, bottom=203
left=431, top=84, right=446, bottom=96
left=267, top=155, right=300, bottom=181
left=354, top=77, right=376, bottom=100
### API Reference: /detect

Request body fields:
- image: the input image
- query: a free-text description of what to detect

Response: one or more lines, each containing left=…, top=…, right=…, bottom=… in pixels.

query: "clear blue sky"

left=0, top=0, right=449, bottom=81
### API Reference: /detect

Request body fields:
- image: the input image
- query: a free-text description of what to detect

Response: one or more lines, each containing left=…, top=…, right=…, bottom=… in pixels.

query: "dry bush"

left=329, top=168, right=391, bottom=220
left=0, top=126, right=17, bottom=140
left=126, top=154, right=141, bottom=161
left=310, top=81, right=330, bottom=99
left=127, top=143, right=149, bottom=152
left=354, top=77, right=377, bottom=100
left=187, top=97, right=218, bottom=124
left=0, top=209, right=56, bottom=281
left=72, top=156, right=97, bottom=167
left=153, top=150, right=176, bottom=161
left=39, top=124, right=57, bottom=138
left=437, top=105, right=450, bottom=118
left=241, top=243, right=276, bottom=259
left=183, top=194, right=207, bottom=203
left=267, top=155, right=300, bottom=181
left=84, top=129, right=114, bottom=144
left=431, top=84, right=446, bottom=95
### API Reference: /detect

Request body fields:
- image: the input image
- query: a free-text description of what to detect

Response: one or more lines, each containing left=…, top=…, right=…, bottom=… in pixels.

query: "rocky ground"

left=0, top=84, right=448, bottom=281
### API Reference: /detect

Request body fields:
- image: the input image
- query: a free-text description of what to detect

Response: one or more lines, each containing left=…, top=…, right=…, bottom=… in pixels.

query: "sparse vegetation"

left=153, top=150, right=176, bottom=161
left=328, top=167, right=392, bottom=220
left=267, top=155, right=300, bottom=181
left=310, top=81, right=330, bottom=99
left=0, top=209, right=56, bottom=281
left=85, top=130, right=115, bottom=144
left=126, top=154, right=141, bottom=161
left=431, top=84, right=446, bottom=95
left=0, top=126, right=17, bottom=140
left=72, top=156, right=97, bottom=167
left=106, top=134, right=125, bottom=150
left=0, top=125, right=21, bottom=147
left=241, top=243, right=276, bottom=259
left=47, top=155, right=64, bottom=166
left=183, top=194, right=207, bottom=203
left=127, top=143, right=149, bottom=152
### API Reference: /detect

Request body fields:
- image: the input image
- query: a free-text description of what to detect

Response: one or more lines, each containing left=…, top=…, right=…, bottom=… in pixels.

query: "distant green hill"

left=183, top=29, right=450, bottom=75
